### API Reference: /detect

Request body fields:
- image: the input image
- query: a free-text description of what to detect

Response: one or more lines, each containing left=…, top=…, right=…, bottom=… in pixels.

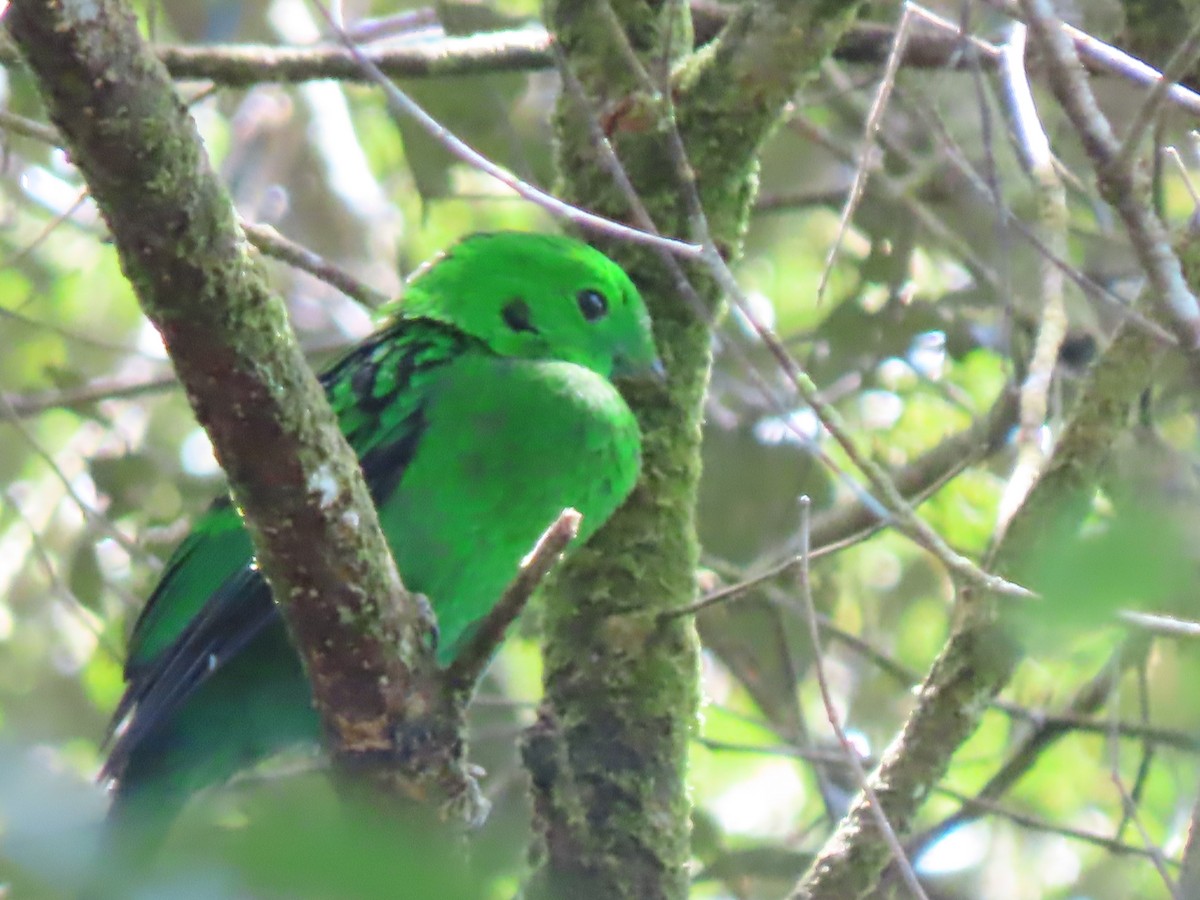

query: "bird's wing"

left=103, top=320, right=472, bottom=777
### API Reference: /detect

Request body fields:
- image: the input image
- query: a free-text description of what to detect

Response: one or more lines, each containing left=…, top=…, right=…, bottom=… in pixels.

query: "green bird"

left=102, top=231, right=660, bottom=849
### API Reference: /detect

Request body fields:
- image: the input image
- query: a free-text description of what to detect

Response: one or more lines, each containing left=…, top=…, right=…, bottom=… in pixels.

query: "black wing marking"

left=103, top=321, right=473, bottom=780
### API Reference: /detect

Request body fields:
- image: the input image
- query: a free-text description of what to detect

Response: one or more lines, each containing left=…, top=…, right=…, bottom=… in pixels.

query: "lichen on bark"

left=527, top=2, right=867, bottom=898
left=4, top=0, right=474, bottom=823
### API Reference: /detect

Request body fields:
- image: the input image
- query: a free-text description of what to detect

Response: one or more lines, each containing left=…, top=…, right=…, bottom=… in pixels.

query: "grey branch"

left=443, top=509, right=582, bottom=699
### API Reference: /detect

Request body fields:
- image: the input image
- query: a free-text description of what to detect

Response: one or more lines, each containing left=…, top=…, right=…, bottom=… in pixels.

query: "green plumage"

left=103, top=232, right=659, bottom=848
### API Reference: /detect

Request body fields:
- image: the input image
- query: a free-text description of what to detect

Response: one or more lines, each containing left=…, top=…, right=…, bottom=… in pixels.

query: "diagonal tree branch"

left=4, top=0, right=474, bottom=819
left=791, top=287, right=1175, bottom=897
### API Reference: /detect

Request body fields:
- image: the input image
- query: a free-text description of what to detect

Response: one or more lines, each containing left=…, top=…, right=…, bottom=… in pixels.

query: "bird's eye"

left=577, top=289, right=608, bottom=322
left=502, top=298, right=539, bottom=334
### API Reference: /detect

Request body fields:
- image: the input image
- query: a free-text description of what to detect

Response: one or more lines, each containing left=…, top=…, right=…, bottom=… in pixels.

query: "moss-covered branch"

left=523, top=2, right=865, bottom=898
left=4, top=0, right=472, bottom=814
left=155, top=29, right=552, bottom=85
left=675, top=0, right=866, bottom=234
left=791, top=290, right=1172, bottom=897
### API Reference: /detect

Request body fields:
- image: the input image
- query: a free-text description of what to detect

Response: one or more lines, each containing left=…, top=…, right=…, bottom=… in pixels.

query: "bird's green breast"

left=379, top=351, right=641, bottom=664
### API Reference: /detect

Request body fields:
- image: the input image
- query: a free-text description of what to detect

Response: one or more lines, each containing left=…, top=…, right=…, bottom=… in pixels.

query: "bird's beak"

left=613, top=352, right=667, bottom=385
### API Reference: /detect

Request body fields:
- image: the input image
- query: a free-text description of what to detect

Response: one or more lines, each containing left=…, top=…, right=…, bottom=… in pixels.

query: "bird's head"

left=396, top=232, right=663, bottom=383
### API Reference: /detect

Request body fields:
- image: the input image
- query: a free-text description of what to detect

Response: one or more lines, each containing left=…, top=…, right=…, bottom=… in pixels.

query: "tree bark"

left=524, top=3, right=866, bottom=898
left=5, top=0, right=474, bottom=819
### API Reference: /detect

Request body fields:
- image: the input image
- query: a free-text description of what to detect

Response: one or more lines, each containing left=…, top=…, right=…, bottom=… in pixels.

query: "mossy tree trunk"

left=526, top=3, right=867, bottom=898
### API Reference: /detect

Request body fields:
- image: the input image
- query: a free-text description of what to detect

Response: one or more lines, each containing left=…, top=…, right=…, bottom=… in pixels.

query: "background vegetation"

left=2, top=0, right=1200, bottom=897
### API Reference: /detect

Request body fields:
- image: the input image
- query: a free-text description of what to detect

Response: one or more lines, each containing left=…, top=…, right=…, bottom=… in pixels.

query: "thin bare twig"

left=2, top=372, right=177, bottom=419
left=699, top=733, right=1183, bottom=864
left=718, top=256, right=1033, bottom=598
left=0, top=391, right=145, bottom=562
left=817, top=3, right=912, bottom=301
left=342, top=8, right=439, bottom=44
left=1165, top=146, right=1200, bottom=212
left=1118, top=610, right=1200, bottom=640
left=443, top=509, right=581, bottom=697
left=243, top=221, right=391, bottom=310
left=1115, top=18, right=1200, bottom=170
left=817, top=611, right=1196, bottom=752
left=792, top=497, right=929, bottom=900
left=906, top=2, right=999, bottom=61
left=1020, top=0, right=1200, bottom=349
left=1, top=188, right=92, bottom=271
left=661, top=387, right=1016, bottom=623
left=785, top=110, right=1004, bottom=291
left=1114, top=663, right=1156, bottom=841
left=0, top=108, right=60, bottom=143
left=1, top=487, right=125, bottom=657
left=817, top=55, right=1177, bottom=347
left=996, top=22, right=1068, bottom=532
left=980, top=0, right=1200, bottom=119
left=2, top=336, right=356, bottom=420
left=936, top=787, right=1180, bottom=864
left=307, top=3, right=702, bottom=260
left=0, top=305, right=146, bottom=356
left=902, top=640, right=1149, bottom=866
left=1105, top=659, right=1178, bottom=896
